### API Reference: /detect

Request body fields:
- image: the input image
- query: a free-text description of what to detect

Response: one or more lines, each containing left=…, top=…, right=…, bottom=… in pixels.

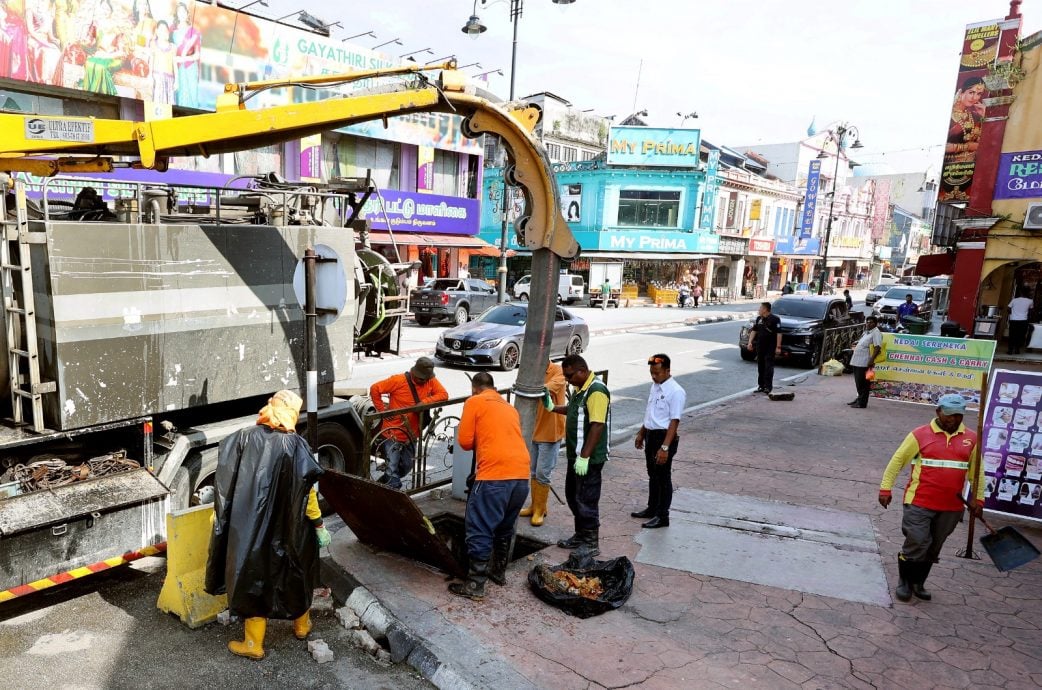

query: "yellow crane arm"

left=0, top=65, right=576, bottom=259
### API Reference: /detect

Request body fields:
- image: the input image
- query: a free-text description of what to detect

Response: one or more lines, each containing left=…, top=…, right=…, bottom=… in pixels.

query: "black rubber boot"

left=488, top=539, right=511, bottom=586
left=449, top=559, right=488, bottom=601
left=895, top=558, right=913, bottom=602
left=911, top=561, right=933, bottom=601
left=557, top=532, right=585, bottom=549
left=575, top=528, right=600, bottom=557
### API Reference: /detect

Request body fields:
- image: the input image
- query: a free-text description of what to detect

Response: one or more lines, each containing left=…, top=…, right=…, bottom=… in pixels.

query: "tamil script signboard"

left=800, top=160, right=821, bottom=239
left=981, top=369, right=1042, bottom=522
left=870, top=334, right=995, bottom=407
left=994, top=150, right=1042, bottom=200
left=358, top=190, right=479, bottom=235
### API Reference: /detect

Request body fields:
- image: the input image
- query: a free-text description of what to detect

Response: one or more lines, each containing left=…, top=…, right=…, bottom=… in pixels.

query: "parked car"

left=738, top=296, right=865, bottom=368
left=878, top=273, right=897, bottom=284
left=512, top=273, right=585, bottom=304
left=925, top=275, right=951, bottom=288
left=435, top=303, right=588, bottom=370
left=411, top=278, right=498, bottom=326
left=873, top=286, right=934, bottom=325
left=864, top=283, right=891, bottom=307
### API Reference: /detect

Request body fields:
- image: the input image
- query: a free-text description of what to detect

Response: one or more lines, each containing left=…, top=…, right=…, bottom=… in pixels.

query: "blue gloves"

left=315, top=525, right=331, bottom=548
left=574, top=456, right=589, bottom=476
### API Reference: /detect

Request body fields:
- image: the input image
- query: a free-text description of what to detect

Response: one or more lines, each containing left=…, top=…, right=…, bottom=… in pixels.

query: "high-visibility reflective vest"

left=887, top=422, right=979, bottom=512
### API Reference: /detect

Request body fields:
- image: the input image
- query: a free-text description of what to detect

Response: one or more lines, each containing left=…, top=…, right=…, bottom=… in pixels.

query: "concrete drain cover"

left=634, top=489, right=891, bottom=606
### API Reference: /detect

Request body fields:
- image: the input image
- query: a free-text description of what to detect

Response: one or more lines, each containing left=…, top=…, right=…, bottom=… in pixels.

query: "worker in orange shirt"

left=450, top=372, right=530, bottom=601
left=518, top=360, right=566, bottom=526
left=369, top=357, right=448, bottom=489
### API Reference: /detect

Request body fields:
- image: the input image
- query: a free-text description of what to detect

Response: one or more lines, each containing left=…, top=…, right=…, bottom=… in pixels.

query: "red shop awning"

left=914, top=252, right=955, bottom=277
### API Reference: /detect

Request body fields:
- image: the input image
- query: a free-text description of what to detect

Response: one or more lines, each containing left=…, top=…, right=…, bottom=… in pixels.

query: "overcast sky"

left=260, top=0, right=1023, bottom=175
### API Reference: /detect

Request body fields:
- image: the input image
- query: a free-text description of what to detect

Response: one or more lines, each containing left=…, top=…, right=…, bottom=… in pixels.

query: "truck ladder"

left=0, top=180, right=52, bottom=432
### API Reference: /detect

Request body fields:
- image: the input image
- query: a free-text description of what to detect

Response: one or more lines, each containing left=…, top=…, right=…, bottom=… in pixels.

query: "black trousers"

left=642, top=429, right=677, bottom=518
left=1009, top=320, right=1028, bottom=353
left=853, top=366, right=870, bottom=407
left=756, top=350, right=775, bottom=391
left=565, top=458, right=603, bottom=531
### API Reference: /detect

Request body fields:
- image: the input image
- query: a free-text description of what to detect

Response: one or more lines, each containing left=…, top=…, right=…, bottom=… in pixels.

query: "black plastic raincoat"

left=204, top=425, right=323, bottom=619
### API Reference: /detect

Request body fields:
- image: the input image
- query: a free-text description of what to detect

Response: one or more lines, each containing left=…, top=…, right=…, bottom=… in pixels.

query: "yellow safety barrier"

left=156, top=504, right=227, bottom=629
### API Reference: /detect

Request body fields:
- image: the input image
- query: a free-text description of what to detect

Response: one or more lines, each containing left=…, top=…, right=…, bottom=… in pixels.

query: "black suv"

left=738, top=296, right=865, bottom=368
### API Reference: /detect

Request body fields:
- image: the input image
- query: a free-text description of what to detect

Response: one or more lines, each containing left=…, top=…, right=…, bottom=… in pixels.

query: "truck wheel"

left=415, top=315, right=432, bottom=326
left=315, top=422, right=362, bottom=516
left=500, top=343, right=520, bottom=370
left=454, top=305, right=469, bottom=326
left=518, top=293, right=528, bottom=302
left=169, top=451, right=217, bottom=511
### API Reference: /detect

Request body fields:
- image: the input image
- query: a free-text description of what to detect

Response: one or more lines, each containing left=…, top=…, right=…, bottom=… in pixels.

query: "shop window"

left=337, top=136, right=401, bottom=190
left=617, top=190, right=681, bottom=228
left=432, top=149, right=460, bottom=196
left=466, top=154, right=480, bottom=199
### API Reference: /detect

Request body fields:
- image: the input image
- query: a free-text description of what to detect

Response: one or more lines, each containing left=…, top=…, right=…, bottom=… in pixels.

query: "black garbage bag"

left=205, top=425, right=323, bottom=620
left=527, top=551, right=635, bottom=619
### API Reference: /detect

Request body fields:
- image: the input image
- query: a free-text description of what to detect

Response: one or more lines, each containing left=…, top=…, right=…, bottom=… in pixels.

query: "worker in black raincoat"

left=204, top=390, right=330, bottom=660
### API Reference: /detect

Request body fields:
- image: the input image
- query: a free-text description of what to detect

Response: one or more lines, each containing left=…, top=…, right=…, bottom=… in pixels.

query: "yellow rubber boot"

left=293, top=611, right=312, bottom=640
left=228, top=617, right=266, bottom=660
left=531, top=482, right=550, bottom=526
left=519, top=479, right=536, bottom=517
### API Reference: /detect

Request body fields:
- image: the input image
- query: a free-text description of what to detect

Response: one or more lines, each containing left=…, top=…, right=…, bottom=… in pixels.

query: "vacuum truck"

left=0, top=61, right=578, bottom=601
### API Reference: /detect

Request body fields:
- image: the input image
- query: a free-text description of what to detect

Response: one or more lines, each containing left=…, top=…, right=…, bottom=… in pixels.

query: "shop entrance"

left=976, top=261, right=1042, bottom=356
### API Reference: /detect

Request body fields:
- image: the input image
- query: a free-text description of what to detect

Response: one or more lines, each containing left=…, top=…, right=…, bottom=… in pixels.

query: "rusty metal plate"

left=319, top=470, right=465, bottom=577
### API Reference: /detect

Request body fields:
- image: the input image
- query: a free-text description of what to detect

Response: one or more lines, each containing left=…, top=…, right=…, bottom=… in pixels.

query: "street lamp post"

left=462, top=0, right=576, bottom=302
left=815, top=123, right=863, bottom=297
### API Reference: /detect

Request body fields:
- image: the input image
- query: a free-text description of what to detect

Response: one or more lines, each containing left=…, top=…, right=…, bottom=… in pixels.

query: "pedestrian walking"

left=1007, top=288, right=1034, bottom=355
left=843, top=289, right=853, bottom=310
left=369, top=357, right=448, bottom=489
left=878, top=394, right=984, bottom=602
left=205, top=390, right=330, bottom=660
left=849, top=315, right=882, bottom=409
left=548, top=354, right=610, bottom=556
left=632, top=354, right=686, bottom=528
left=601, top=276, right=612, bottom=310
left=781, top=282, right=794, bottom=295
left=518, top=360, right=566, bottom=526
left=747, top=301, right=781, bottom=394
left=896, top=294, right=919, bottom=326
left=692, top=282, right=702, bottom=307
left=450, top=373, right=530, bottom=600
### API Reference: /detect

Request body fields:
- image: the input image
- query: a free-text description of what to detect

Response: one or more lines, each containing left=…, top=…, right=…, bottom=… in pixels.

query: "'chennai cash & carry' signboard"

left=870, top=334, right=995, bottom=407
left=981, top=370, right=1042, bottom=522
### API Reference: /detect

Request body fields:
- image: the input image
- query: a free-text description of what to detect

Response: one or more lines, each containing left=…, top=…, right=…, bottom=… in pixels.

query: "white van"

left=512, top=274, right=585, bottom=304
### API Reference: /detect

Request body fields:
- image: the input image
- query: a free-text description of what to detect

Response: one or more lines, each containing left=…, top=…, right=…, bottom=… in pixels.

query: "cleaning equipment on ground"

left=528, top=551, right=634, bottom=618
left=961, top=497, right=1040, bottom=571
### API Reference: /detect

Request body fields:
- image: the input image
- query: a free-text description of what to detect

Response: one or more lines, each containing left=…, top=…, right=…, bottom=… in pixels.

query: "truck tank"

left=3, top=176, right=406, bottom=431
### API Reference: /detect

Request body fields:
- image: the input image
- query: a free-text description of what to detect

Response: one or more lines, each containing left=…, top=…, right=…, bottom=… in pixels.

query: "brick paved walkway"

left=330, top=374, right=1042, bottom=689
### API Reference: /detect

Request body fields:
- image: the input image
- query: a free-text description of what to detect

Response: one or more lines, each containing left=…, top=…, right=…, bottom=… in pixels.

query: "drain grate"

left=429, top=513, right=549, bottom=569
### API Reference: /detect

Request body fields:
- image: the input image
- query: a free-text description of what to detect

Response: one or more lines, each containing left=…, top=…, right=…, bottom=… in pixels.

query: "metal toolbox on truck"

left=0, top=467, right=169, bottom=591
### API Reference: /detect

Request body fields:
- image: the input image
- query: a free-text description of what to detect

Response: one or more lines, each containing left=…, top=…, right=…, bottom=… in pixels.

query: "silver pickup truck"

left=411, top=278, right=499, bottom=326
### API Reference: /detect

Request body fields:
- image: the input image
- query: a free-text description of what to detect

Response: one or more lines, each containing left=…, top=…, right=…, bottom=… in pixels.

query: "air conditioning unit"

left=1024, top=202, right=1042, bottom=230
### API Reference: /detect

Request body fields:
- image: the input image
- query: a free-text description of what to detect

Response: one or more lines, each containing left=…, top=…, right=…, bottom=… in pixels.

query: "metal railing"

left=362, top=369, right=609, bottom=497
left=820, top=323, right=866, bottom=366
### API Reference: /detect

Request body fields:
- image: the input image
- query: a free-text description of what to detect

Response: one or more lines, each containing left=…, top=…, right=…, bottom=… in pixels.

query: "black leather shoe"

left=641, top=516, right=669, bottom=529
left=631, top=508, right=655, bottom=518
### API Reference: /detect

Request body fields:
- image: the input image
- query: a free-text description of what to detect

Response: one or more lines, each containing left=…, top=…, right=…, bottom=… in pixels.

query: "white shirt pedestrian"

left=851, top=327, right=882, bottom=368
left=1009, top=296, right=1033, bottom=322
left=644, top=376, right=686, bottom=430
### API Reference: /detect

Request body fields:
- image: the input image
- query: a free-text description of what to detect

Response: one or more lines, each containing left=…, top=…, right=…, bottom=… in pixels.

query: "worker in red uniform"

left=450, top=372, right=530, bottom=600
left=879, top=393, right=984, bottom=603
left=369, top=357, right=448, bottom=489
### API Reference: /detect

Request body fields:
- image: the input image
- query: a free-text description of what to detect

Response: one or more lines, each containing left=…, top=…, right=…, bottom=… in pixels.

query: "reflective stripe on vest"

left=918, top=457, right=970, bottom=470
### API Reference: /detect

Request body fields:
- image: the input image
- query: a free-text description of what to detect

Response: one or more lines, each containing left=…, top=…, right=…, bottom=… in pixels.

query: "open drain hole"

left=429, top=513, right=550, bottom=568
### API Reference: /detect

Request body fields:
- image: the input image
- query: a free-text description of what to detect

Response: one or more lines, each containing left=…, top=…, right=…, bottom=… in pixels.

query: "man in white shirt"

left=849, top=316, right=883, bottom=409
left=1008, top=289, right=1034, bottom=355
left=632, top=354, right=687, bottom=529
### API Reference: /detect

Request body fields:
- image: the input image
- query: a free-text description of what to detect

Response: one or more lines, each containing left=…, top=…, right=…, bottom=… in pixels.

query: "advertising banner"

left=594, top=229, right=719, bottom=254
left=980, top=369, right=1042, bottom=521
left=870, top=334, right=995, bottom=407
left=800, top=160, right=821, bottom=239
left=870, top=179, right=891, bottom=241
left=417, top=146, right=435, bottom=193
left=774, top=236, right=821, bottom=256
left=0, top=0, right=479, bottom=154
left=994, top=150, right=1042, bottom=200
left=607, top=126, right=701, bottom=167
left=299, top=134, right=322, bottom=182
left=358, top=190, right=478, bottom=235
left=699, top=149, right=720, bottom=230
left=938, top=20, right=1002, bottom=202
left=561, top=184, right=582, bottom=223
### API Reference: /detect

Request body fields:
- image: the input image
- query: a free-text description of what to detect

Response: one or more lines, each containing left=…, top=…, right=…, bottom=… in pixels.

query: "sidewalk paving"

left=328, top=372, right=1042, bottom=689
